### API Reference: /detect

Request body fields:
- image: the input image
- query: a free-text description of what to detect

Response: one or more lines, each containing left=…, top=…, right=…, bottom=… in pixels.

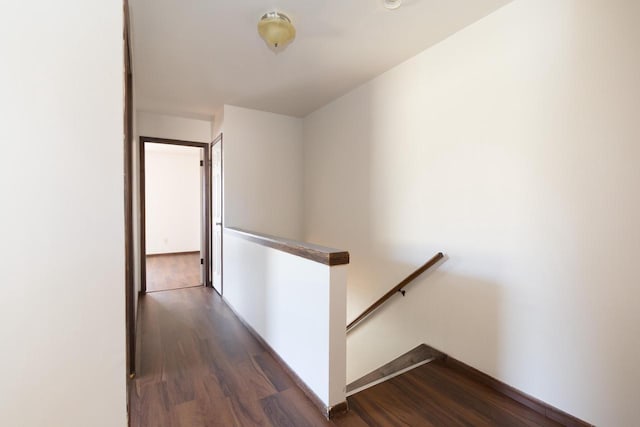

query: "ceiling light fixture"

left=257, top=12, right=296, bottom=51
left=383, top=0, right=402, bottom=10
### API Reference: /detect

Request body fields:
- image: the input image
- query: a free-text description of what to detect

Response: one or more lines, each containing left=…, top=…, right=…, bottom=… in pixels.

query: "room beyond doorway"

left=139, top=136, right=213, bottom=294
left=145, top=252, right=201, bottom=292
left=144, top=142, right=202, bottom=292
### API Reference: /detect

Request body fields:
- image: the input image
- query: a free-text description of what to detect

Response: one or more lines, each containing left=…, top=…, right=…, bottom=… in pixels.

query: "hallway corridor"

left=130, top=287, right=562, bottom=427
left=129, top=287, right=365, bottom=426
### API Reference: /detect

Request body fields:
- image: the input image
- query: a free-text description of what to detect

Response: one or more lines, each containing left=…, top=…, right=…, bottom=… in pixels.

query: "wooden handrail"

left=346, top=252, right=444, bottom=333
left=225, top=227, right=350, bottom=266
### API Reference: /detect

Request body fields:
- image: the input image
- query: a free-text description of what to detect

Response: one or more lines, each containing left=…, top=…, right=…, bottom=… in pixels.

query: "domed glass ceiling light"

left=257, top=12, right=296, bottom=51
left=383, top=0, right=402, bottom=10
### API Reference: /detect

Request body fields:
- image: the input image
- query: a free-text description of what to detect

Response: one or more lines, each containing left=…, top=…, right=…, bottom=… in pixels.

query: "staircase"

left=344, top=252, right=591, bottom=426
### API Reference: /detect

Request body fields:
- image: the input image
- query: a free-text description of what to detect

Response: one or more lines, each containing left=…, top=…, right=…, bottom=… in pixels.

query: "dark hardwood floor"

left=146, top=252, right=201, bottom=292
left=130, top=287, right=363, bottom=426
left=349, top=360, right=562, bottom=427
left=130, top=287, right=562, bottom=426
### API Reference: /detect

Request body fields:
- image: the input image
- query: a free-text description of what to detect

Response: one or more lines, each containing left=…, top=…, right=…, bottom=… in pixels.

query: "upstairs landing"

left=130, top=286, right=561, bottom=426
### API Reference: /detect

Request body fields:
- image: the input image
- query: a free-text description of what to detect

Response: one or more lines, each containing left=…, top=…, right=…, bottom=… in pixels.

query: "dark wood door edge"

left=426, top=344, right=594, bottom=427
left=221, top=295, right=348, bottom=419
left=140, top=135, right=211, bottom=147
left=138, top=137, right=146, bottom=293
left=123, top=0, right=135, bottom=379
left=224, top=227, right=349, bottom=266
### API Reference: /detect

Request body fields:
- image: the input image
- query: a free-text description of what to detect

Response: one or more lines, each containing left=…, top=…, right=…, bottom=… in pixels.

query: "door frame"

left=138, top=136, right=213, bottom=293
left=123, top=0, right=135, bottom=378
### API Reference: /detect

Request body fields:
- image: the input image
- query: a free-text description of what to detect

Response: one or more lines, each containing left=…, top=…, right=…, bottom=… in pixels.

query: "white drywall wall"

left=223, top=105, right=304, bottom=239
left=145, top=144, right=201, bottom=254
left=302, top=1, right=640, bottom=425
left=223, top=231, right=347, bottom=407
left=137, top=111, right=212, bottom=143
left=0, top=1, right=126, bottom=426
left=212, top=107, right=224, bottom=141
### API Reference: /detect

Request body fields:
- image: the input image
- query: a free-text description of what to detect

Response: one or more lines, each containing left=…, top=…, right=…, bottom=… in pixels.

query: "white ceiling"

left=130, top=0, right=512, bottom=118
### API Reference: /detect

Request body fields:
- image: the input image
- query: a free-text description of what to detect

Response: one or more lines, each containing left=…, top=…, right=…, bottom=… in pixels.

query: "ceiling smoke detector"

left=257, top=11, right=296, bottom=51
left=383, top=0, right=402, bottom=10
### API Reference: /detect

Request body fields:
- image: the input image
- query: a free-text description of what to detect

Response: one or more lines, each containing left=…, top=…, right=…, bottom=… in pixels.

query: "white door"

left=199, top=147, right=206, bottom=286
left=212, top=138, right=223, bottom=294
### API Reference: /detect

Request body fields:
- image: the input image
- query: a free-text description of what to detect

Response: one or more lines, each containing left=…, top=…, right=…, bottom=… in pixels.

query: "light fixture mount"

left=383, top=0, right=402, bottom=10
left=258, top=11, right=296, bottom=51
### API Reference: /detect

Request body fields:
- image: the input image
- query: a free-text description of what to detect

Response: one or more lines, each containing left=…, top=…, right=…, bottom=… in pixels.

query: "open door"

left=200, top=148, right=206, bottom=286
left=211, top=134, right=223, bottom=294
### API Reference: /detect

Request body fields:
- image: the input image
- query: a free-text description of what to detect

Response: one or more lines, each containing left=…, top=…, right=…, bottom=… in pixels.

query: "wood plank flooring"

left=348, top=360, right=562, bottom=427
left=146, top=252, right=201, bottom=292
left=130, top=287, right=562, bottom=426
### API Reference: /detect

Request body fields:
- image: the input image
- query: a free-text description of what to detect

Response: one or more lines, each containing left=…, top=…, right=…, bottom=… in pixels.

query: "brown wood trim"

left=440, top=351, right=594, bottom=427
left=346, top=252, right=444, bottom=332
left=146, top=250, right=200, bottom=257
left=140, top=135, right=209, bottom=147
left=138, top=136, right=213, bottom=294
left=221, top=295, right=348, bottom=419
left=346, top=343, right=445, bottom=393
left=123, top=0, right=135, bottom=378
left=327, top=401, right=349, bottom=418
left=224, top=227, right=349, bottom=266
left=138, top=136, right=146, bottom=293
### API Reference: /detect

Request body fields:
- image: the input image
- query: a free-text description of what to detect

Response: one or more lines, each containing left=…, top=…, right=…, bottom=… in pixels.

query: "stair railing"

left=346, top=252, right=444, bottom=333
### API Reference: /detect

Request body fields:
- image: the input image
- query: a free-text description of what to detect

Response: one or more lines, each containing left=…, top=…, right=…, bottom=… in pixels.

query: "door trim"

left=123, top=0, right=135, bottom=378
left=138, top=136, right=212, bottom=294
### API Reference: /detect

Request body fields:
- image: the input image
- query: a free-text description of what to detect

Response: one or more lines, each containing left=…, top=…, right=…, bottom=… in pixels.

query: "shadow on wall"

left=303, top=86, right=378, bottom=311
left=301, top=81, right=507, bottom=387
left=346, top=253, right=417, bottom=322
left=346, top=255, right=503, bottom=385
left=225, top=236, right=269, bottom=334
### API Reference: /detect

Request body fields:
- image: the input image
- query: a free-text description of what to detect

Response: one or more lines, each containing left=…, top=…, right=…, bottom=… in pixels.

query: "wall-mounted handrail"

left=346, top=252, right=444, bottom=333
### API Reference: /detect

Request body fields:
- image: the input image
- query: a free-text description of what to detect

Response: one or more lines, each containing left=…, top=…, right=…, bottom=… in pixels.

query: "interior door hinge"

left=200, top=258, right=204, bottom=265
left=200, top=160, right=204, bottom=166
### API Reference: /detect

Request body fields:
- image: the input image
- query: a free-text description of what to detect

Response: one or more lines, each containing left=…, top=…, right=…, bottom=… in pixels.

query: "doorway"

left=139, top=136, right=212, bottom=293
left=145, top=143, right=202, bottom=291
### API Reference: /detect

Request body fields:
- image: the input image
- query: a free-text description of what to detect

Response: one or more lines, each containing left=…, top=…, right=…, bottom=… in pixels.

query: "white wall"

left=223, top=230, right=347, bottom=408
left=212, top=107, right=224, bottom=141
left=223, top=105, right=304, bottom=239
left=145, top=145, right=201, bottom=254
left=137, top=111, right=212, bottom=143
left=0, top=1, right=126, bottom=426
left=303, top=1, right=640, bottom=425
